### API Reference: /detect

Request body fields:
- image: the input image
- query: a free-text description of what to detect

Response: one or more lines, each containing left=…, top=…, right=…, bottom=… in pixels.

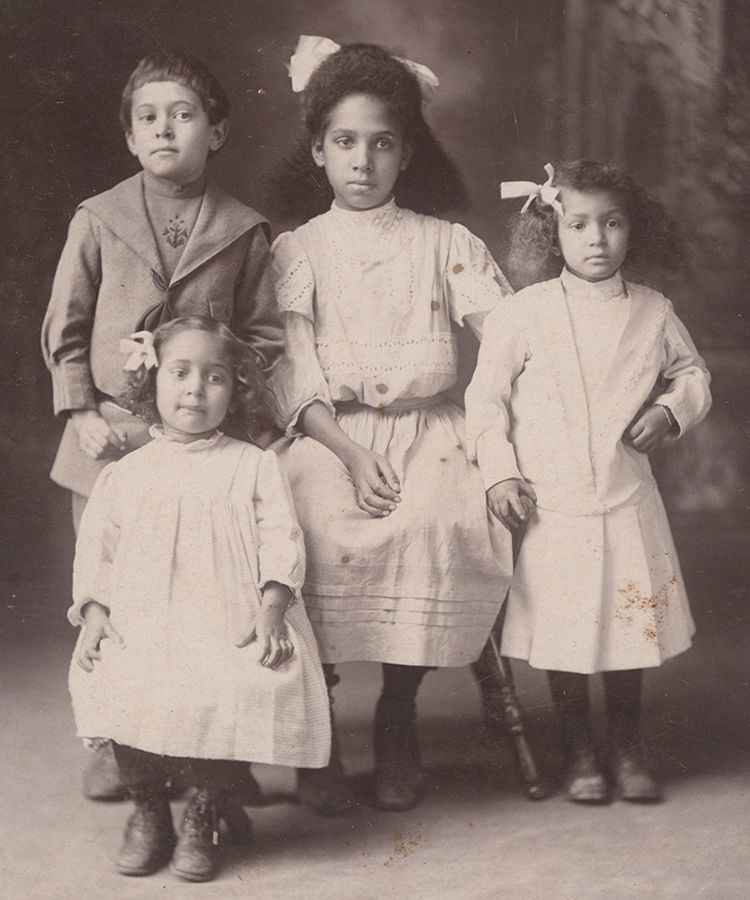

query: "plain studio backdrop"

left=1, top=1, right=748, bottom=898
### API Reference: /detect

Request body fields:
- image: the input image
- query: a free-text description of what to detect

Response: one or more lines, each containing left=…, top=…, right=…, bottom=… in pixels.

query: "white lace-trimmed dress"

left=68, top=430, right=331, bottom=767
left=466, top=268, right=712, bottom=674
left=268, top=200, right=513, bottom=668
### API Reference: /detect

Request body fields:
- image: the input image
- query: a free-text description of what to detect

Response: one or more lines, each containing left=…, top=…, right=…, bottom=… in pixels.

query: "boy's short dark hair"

left=120, top=51, right=230, bottom=132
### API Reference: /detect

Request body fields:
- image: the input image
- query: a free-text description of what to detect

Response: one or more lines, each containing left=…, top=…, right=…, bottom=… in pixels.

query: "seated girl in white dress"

left=466, top=161, right=712, bottom=804
left=267, top=38, right=513, bottom=814
left=68, top=317, right=330, bottom=882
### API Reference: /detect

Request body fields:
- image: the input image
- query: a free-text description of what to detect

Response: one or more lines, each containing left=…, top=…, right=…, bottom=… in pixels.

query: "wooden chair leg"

left=474, top=631, right=549, bottom=800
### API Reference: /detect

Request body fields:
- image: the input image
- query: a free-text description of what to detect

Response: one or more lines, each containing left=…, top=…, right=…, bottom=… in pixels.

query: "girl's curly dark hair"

left=267, top=42, right=468, bottom=222
left=118, top=316, right=271, bottom=439
left=507, top=160, right=684, bottom=288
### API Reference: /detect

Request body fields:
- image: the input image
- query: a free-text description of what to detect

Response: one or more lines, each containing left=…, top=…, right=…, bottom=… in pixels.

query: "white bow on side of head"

left=288, top=34, right=440, bottom=103
left=500, top=163, right=564, bottom=216
left=120, top=331, right=159, bottom=372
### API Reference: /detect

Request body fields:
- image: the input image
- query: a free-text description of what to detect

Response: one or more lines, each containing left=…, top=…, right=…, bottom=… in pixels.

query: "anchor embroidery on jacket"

left=163, top=216, right=189, bottom=249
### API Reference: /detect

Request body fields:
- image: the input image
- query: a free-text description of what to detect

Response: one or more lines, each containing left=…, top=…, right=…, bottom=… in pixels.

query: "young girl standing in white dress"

left=68, top=316, right=330, bottom=882
left=466, top=161, right=712, bottom=804
left=268, top=38, right=513, bottom=813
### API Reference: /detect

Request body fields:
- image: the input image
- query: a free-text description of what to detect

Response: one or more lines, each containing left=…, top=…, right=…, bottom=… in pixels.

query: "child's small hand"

left=235, top=582, right=294, bottom=668
left=345, top=447, right=401, bottom=518
left=256, top=605, right=295, bottom=668
left=71, top=410, right=127, bottom=460
left=77, top=601, right=125, bottom=672
left=623, top=405, right=673, bottom=454
left=486, top=478, right=537, bottom=530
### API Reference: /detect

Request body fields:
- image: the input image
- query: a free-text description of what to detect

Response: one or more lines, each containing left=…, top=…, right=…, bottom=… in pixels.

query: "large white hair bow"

left=120, top=330, right=158, bottom=372
left=288, top=35, right=440, bottom=103
left=500, top=163, right=564, bottom=216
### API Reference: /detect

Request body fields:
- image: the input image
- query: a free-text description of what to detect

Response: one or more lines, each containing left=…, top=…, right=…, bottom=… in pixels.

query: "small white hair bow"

left=120, top=331, right=158, bottom=372
left=500, top=163, right=564, bottom=216
left=288, top=35, right=440, bottom=103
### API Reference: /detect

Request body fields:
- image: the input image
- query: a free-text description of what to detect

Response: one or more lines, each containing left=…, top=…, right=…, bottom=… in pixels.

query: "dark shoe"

left=170, top=788, right=222, bottom=883
left=297, top=757, right=355, bottom=816
left=219, top=795, right=255, bottom=844
left=116, top=791, right=175, bottom=876
left=297, top=669, right=355, bottom=816
left=561, top=745, right=610, bottom=804
left=610, top=741, right=663, bottom=803
left=372, top=694, right=424, bottom=812
left=83, top=742, right=128, bottom=801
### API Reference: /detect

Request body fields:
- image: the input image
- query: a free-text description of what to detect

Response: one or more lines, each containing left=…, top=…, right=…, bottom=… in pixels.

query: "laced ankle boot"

left=297, top=667, right=355, bottom=815
left=549, top=671, right=609, bottom=804
left=372, top=664, right=428, bottom=812
left=116, top=788, right=175, bottom=876
left=170, top=788, right=223, bottom=882
left=604, top=670, right=662, bottom=803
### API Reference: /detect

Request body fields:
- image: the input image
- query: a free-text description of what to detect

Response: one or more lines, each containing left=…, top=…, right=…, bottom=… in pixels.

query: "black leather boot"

left=549, top=671, right=609, bottom=804
left=116, top=788, right=175, bottom=876
left=604, top=669, right=662, bottom=803
left=170, top=788, right=223, bottom=882
left=372, top=664, right=429, bottom=812
left=297, top=667, right=355, bottom=815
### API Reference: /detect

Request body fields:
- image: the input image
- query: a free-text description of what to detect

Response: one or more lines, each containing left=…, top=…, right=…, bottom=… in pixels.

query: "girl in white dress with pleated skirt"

left=268, top=38, right=513, bottom=813
left=68, top=316, right=330, bottom=882
left=466, top=161, right=712, bottom=804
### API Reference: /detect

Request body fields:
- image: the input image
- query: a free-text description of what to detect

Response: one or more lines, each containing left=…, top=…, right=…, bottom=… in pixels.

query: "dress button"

left=431, top=301, right=441, bottom=311
left=375, top=383, right=388, bottom=394
left=452, top=263, right=464, bottom=274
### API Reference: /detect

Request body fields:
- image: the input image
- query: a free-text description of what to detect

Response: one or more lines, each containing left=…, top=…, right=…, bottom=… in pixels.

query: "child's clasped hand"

left=486, top=478, right=537, bottom=530
left=623, top=404, right=673, bottom=453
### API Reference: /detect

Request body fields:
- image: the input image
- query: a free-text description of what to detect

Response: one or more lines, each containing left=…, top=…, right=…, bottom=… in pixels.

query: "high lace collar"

left=149, top=425, right=223, bottom=451
left=561, top=267, right=626, bottom=302
left=328, top=196, right=400, bottom=229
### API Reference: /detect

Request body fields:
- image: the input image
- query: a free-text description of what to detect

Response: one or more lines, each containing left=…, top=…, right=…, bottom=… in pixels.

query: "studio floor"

left=1, top=420, right=748, bottom=899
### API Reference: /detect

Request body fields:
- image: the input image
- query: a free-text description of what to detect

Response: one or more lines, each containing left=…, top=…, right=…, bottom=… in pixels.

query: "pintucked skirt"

left=276, top=397, right=512, bottom=667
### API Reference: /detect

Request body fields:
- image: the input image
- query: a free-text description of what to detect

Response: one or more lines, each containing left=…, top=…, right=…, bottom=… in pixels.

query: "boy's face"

left=126, top=81, right=227, bottom=184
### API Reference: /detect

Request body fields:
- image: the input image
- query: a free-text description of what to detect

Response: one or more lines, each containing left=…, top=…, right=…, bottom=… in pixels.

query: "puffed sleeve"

left=41, top=207, right=102, bottom=416
left=254, top=450, right=306, bottom=603
left=445, top=224, right=514, bottom=339
left=465, top=298, right=529, bottom=491
left=267, top=232, right=335, bottom=434
left=653, top=302, right=712, bottom=436
left=68, top=463, right=122, bottom=626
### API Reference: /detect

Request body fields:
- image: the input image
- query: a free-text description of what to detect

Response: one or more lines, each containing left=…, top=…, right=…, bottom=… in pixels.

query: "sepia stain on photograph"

left=2, top=0, right=748, bottom=898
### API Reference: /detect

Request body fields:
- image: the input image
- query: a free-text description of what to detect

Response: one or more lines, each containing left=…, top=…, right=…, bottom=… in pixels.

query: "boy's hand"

left=344, top=446, right=401, bottom=518
left=77, top=601, right=125, bottom=672
left=71, top=410, right=126, bottom=460
left=486, top=478, right=537, bottom=530
left=623, top=405, right=672, bottom=453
